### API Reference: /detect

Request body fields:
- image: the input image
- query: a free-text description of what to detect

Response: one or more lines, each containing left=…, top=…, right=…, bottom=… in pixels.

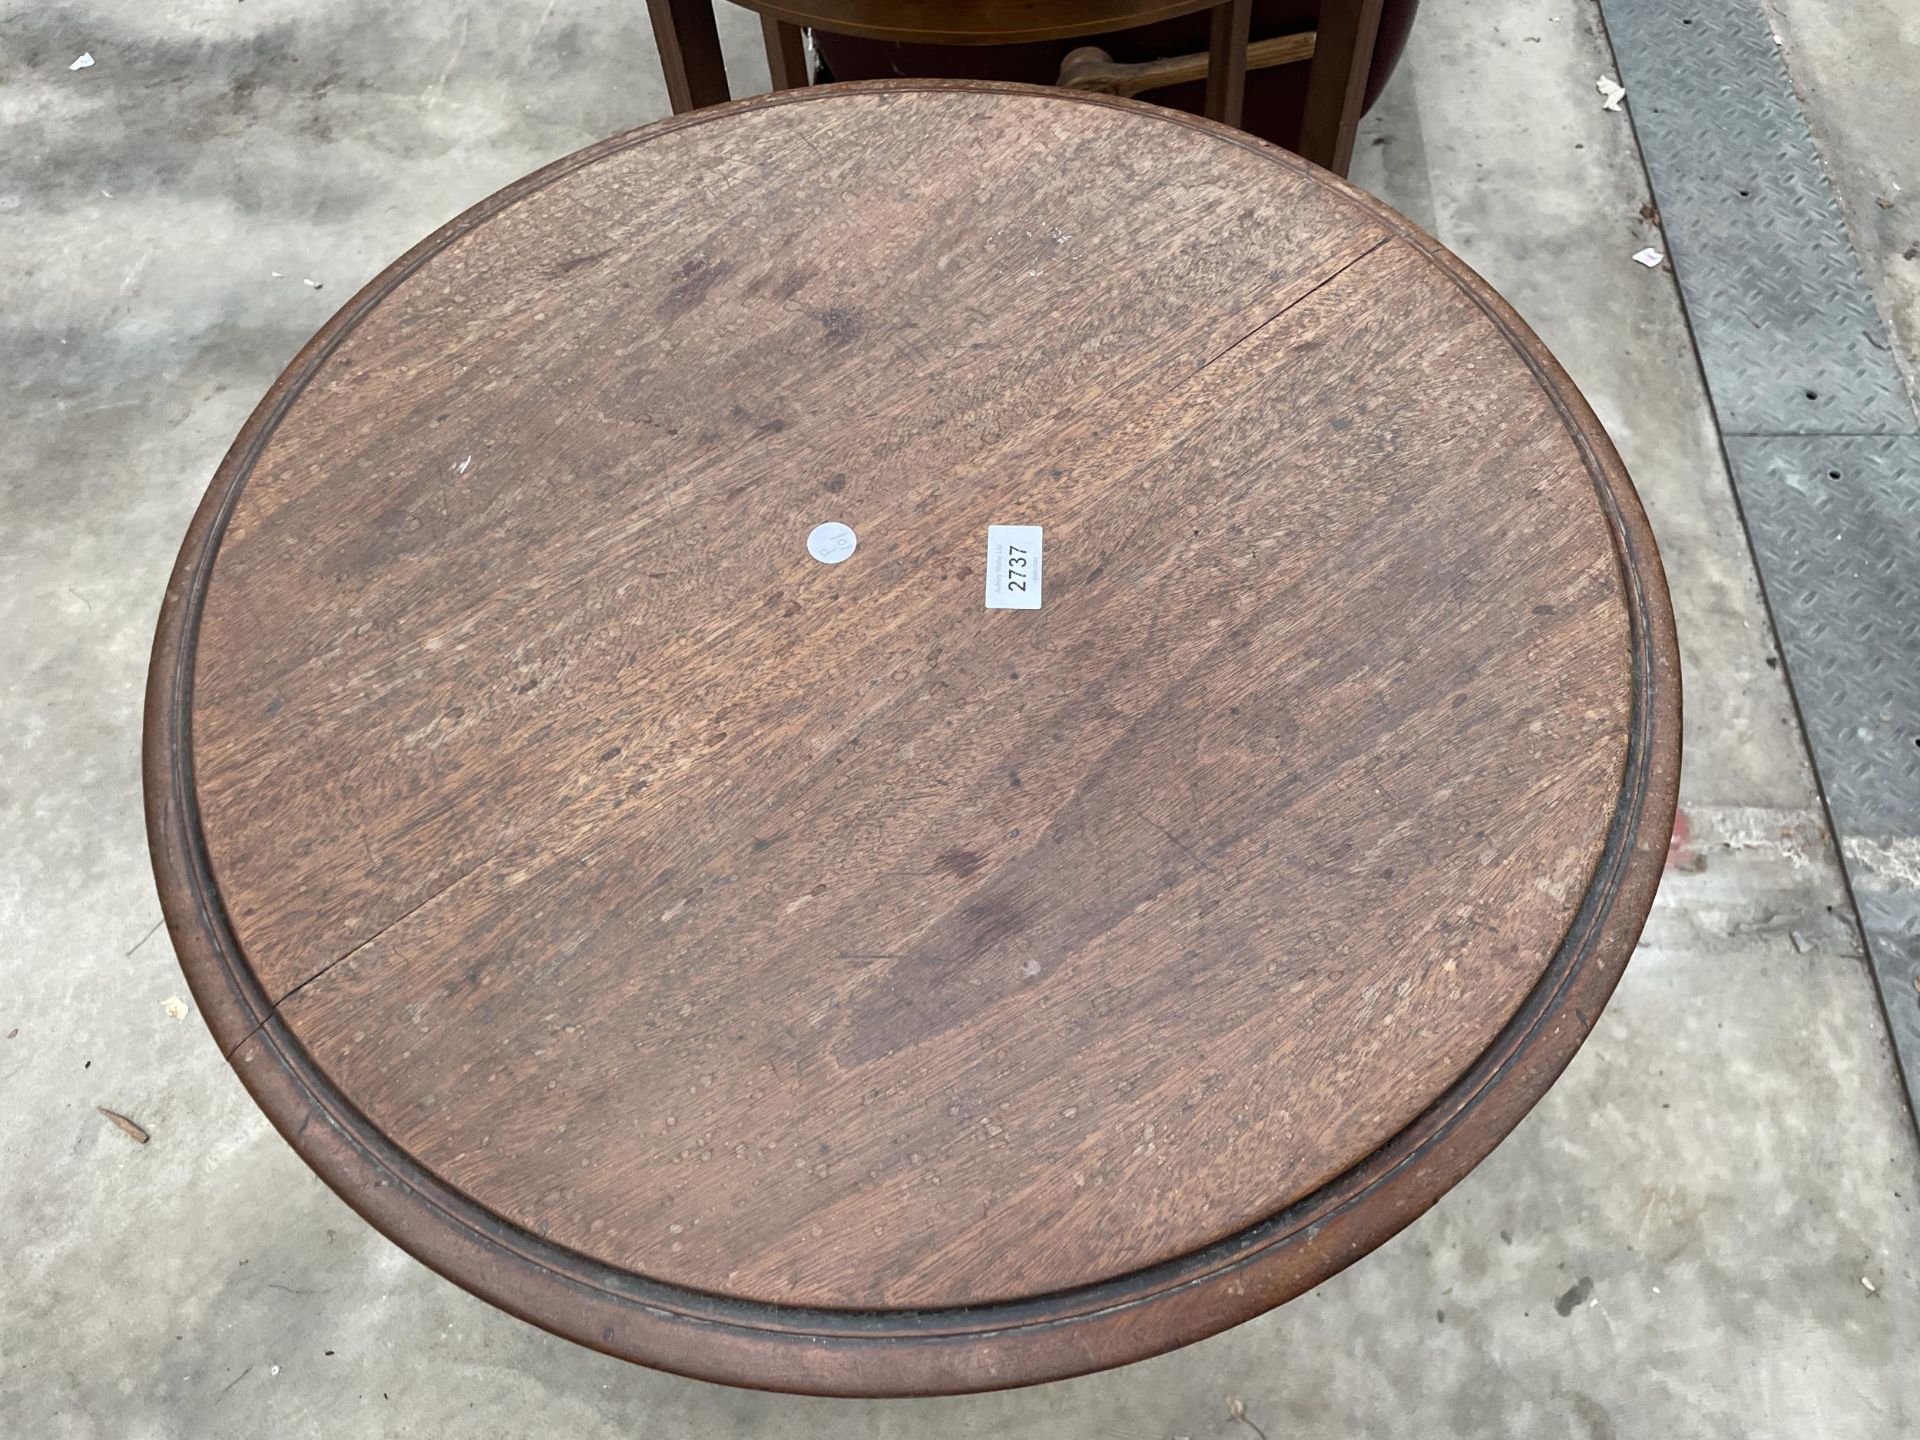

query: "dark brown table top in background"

left=147, top=81, right=1680, bottom=1395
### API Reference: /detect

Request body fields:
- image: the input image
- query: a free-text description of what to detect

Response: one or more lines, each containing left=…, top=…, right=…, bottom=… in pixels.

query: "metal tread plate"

left=1597, top=0, right=1920, bottom=1122
left=1600, top=0, right=1915, bottom=438
left=1725, top=435, right=1920, bottom=1118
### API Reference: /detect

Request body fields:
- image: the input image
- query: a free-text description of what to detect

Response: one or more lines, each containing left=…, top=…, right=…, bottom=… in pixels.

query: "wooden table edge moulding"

left=146, top=82, right=1682, bottom=1397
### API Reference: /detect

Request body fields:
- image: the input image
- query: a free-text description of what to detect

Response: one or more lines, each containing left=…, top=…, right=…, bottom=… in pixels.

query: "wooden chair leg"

left=1298, top=0, right=1385, bottom=176
left=763, top=17, right=808, bottom=91
left=645, top=0, right=731, bottom=114
left=1204, top=0, right=1252, bottom=128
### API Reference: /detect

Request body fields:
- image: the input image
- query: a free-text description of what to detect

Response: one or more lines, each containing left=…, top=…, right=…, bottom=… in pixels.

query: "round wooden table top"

left=148, top=82, right=1679, bottom=1395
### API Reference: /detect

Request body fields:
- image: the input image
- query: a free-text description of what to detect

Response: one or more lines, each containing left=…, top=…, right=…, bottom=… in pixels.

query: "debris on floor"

left=1555, top=1276, right=1596, bottom=1315
left=1634, top=247, right=1665, bottom=268
left=69, top=52, right=95, bottom=71
left=1597, top=75, right=1626, bottom=112
left=96, top=1107, right=150, bottom=1144
left=1228, top=1396, right=1270, bottom=1440
left=163, top=995, right=189, bottom=1021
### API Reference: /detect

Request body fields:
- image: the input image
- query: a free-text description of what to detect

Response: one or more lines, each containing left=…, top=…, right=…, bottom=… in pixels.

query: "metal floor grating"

left=1598, top=0, right=1920, bottom=1123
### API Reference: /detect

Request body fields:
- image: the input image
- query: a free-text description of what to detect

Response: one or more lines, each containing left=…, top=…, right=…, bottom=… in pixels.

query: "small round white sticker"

left=807, top=521, right=857, bottom=564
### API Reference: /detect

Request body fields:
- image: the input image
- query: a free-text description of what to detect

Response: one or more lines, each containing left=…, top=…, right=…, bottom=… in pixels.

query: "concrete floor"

left=4, top=0, right=1916, bottom=1434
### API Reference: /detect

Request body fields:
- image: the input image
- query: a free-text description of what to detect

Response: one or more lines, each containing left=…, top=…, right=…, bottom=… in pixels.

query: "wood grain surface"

left=147, top=82, right=1681, bottom=1394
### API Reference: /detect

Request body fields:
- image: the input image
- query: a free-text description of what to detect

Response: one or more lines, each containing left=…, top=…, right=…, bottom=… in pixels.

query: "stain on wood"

left=146, top=83, right=1680, bottom=1394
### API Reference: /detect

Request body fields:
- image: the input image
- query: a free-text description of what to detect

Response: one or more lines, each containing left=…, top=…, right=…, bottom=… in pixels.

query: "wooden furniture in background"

left=798, top=0, right=1412, bottom=174
left=1057, top=28, right=1315, bottom=99
left=646, top=0, right=1272, bottom=132
left=647, top=0, right=1386, bottom=171
left=148, top=83, right=1680, bottom=1395
left=1298, top=0, right=1384, bottom=174
left=1057, top=13, right=1381, bottom=173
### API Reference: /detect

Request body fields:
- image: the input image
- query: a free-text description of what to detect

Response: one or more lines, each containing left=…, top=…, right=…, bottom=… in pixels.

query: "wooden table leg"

left=1298, top=0, right=1385, bottom=176
left=1204, top=0, right=1252, bottom=128
left=762, top=16, right=808, bottom=91
left=645, top=0, right=731, bottom=114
